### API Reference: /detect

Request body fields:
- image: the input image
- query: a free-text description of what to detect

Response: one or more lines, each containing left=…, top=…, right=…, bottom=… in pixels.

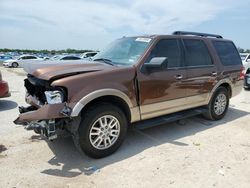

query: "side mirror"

left=141, top=57, right=168, bottom=73
left=247, top=59, right=250, bottom=62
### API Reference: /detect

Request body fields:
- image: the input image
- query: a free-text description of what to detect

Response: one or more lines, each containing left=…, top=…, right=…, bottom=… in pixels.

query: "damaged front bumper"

left=14, top=102, right=76, bottom=140
left=26, top=120, right=58, bottom=140
left=14, top=75, right=79, bottom=140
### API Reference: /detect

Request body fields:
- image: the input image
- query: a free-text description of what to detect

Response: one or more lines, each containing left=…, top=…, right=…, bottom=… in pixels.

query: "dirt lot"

left=0, top=67, right=250, bottom=188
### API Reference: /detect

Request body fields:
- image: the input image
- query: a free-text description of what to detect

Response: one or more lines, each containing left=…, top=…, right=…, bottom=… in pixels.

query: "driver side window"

left=146, top=39, right=182, bottom=68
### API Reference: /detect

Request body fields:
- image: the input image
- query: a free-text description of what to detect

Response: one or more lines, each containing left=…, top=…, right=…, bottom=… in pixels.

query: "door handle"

left=175, top=75, right=183, bottom=80
left=211, top=72, right=217, bottom=76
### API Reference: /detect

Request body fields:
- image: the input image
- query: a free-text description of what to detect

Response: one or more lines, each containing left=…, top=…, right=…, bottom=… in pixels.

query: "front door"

left=137, top=38, right=187, bottom=120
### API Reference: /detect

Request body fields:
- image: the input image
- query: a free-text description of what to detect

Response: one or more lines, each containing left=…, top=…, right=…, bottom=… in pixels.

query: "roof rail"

left=173, top=31, right=223, bottom=39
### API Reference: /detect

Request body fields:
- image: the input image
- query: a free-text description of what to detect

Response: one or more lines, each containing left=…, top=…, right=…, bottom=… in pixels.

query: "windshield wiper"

left=93, top=58, right=115, bottom=66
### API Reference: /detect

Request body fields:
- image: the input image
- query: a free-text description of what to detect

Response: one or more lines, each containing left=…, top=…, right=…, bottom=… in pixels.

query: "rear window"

left=212, top=41, right=242, bottom=66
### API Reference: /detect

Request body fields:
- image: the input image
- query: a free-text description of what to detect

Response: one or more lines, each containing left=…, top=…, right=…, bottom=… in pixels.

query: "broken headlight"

left=44, top=90, right=64, bottom=104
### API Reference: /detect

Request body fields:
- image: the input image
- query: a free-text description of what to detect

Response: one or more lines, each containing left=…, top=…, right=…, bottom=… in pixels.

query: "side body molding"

left=70, top=89, right=141, bottom=123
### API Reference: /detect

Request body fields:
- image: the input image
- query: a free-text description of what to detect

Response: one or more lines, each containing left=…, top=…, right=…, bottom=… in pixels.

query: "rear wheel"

left=203, top=87, right=229, bottom=120
left=74, top=103, right=128, bottom=158
left=12, top=62, right=18, bottom=68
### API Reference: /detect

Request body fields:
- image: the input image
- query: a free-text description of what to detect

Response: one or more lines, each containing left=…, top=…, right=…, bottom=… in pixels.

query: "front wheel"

left=74, top=103, right=128, bottom=158
left=203, top=87, right=229, bottom=120
left=12, top=62, right=18, bottom=68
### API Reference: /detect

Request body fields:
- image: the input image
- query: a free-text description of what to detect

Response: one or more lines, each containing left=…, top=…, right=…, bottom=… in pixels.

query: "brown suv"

left=14, top=31, right=244, bottom=158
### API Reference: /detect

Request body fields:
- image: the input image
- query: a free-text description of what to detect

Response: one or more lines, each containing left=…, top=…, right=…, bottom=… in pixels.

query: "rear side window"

left=212, top=41, right=242, bottom=66
left=183, top=39, right=212, bottom=67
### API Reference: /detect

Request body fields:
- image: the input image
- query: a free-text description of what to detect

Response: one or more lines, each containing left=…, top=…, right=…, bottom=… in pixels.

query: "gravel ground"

left=0, top=67, right=250, bottom=188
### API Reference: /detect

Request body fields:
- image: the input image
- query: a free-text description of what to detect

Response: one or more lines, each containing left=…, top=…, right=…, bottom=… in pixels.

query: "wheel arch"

left=207, top=79, right=233, bottom=103
left=12, top=62, right=19, bottom=67
left=219, top=83, right=232, bottom=98
left=71, top=89, right=140, bottom=123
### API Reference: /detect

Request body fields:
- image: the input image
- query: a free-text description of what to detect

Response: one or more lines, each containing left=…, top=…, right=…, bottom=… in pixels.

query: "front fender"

left=70, top=89, right=141, bottom=123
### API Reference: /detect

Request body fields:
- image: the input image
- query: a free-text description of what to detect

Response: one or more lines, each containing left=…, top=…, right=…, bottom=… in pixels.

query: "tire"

left=244, top=87, right=250, bottom=91
left=12, top=62, right=18, bottom=68
left=74, top=103, right=128, bottom=158
left=203, top=87, right=229, bottom=120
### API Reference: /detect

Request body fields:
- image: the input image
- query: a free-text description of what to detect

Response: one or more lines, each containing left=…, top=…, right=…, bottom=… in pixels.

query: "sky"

left=0, top=0, right=250, bottom=50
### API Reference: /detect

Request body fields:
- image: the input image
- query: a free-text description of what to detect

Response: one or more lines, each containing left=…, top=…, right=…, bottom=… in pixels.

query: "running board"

left=133, top=107, right=208, bottom=130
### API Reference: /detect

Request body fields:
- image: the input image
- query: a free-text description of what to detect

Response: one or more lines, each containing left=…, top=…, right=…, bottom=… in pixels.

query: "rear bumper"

left=0, top=80, right=10, bottom=98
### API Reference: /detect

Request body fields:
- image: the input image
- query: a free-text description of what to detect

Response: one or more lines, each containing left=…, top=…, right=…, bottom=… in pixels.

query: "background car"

left=23, top=54, right=91, bottom=73
left=0, top=55, right=12, bottom=62
left=50, top=55, right=82, bottom=61
left=3, top=55, right=43, bottom=68
left=240, top=53, right=250, bottom=71
left=81, top=51, right=98, bottom=60
left=244, top=68, right=250, bottom=89
left=0, top=71, right=10, bottom=98
left=0, top=55, right=13, bottom=67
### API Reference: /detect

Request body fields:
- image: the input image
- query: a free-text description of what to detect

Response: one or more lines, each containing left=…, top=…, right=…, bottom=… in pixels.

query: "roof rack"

left=173, top=31, right=223, bottom=39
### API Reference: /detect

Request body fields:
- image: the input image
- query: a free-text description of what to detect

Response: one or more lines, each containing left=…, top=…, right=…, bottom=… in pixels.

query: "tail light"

left=240, top=66, right=245, bottom=80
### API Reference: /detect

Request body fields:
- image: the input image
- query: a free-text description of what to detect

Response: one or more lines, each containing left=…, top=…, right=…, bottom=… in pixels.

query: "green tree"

left=238, top=47, right=244, bottom=53
left=0, top=48, right=96, bottom=54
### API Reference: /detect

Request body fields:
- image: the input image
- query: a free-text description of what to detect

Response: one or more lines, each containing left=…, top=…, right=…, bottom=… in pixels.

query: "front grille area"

left=24, top=75, right=50, bottom=104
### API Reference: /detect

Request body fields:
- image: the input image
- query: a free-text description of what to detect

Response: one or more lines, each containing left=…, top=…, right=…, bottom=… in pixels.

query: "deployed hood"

left=28, top=62, right=115, bottom=81
left=23, top=59, right=91, bottom=74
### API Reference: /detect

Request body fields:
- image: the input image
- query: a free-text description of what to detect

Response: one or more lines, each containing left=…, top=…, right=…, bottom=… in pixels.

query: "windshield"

left=94, top=37, right=152, bottom=66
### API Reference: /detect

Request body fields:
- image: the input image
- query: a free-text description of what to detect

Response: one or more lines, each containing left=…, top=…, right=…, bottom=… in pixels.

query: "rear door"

left=181, top=38, right=217, bottom=103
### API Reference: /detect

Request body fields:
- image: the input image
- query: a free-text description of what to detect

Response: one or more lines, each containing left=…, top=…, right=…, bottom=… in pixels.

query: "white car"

left=50, top=55, right=82, bottom=61
left=81, top=51, right=98, bottom=60
left=3, top=55, right=43, bottom=68
left=240, top=53, right=250, bottom=71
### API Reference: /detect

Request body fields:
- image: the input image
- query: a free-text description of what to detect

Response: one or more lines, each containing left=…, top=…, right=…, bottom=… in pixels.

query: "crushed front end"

left=14, top=74, right=75, bottom=140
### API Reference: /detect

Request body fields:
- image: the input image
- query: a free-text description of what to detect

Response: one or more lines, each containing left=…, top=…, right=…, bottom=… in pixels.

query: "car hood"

left=24, top=59, right=87, bottom=73
left=29, top=61, right=115, bottom=81
left=4, top=59, right=16, bottom=63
